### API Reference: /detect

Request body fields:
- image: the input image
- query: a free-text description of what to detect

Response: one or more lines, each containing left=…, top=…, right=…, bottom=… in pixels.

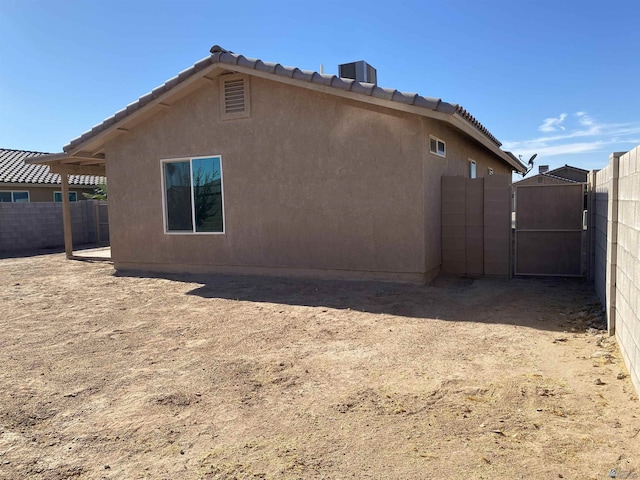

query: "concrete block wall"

left=0, top=200, right=106, bottom=253
left=594, top=145, right=640, bottom=395
left=613, top=146, right=640, bottom=393
left=593, top=164, right=613, bottom=309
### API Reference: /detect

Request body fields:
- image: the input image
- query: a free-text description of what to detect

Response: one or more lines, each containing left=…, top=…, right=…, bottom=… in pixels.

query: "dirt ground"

left=0, top=250, right=639, bottom=480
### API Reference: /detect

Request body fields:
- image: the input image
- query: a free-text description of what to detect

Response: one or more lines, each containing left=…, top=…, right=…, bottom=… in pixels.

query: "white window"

left=162, top=155, right=225, bottom=234
left=0, top=191, right=29, bottom=202
left=469, top=160, right=477, bottom=179
left=429, top=135, right=446, bottom=157
left=54, top=191, right=78, bottom=202
left=220, top=74, right=250, bottom=120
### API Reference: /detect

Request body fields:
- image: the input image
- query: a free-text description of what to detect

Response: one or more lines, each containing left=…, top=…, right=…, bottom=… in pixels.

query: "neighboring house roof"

left=0, top=148, right=105, bottom=186
left=514, top=163, right=589, bottom=185
left=546, top=164, right=589, bottom=182
left=542, top=172, right=582, bottom=183
left=548, top=164, right=589, bottom=175
left=30, top=46, right=525, bottom=174
left=513, top=172, right=579, bottom=185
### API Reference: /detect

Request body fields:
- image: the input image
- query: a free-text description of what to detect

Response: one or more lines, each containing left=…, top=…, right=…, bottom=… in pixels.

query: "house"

left=0, top=148, right=105, bottom=202
left=29, top=46, right=526, bottom=282
left=512, top=164, right=589, bottom=216
left=514, top=164, right=589, bottom=187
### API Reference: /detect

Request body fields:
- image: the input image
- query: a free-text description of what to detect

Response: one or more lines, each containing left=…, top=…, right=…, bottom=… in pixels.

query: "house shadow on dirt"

left=115, top=270, right=605, bottom=333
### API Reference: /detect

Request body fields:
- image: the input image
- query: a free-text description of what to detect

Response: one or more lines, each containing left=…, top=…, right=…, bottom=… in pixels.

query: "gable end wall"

left=106, top=75, right=429, bottom=281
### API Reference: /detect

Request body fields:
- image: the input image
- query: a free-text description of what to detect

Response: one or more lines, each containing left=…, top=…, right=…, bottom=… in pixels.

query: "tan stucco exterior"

left=100, top=73, right=513, bottom=282
left=0, top=184, right=95, bottom=202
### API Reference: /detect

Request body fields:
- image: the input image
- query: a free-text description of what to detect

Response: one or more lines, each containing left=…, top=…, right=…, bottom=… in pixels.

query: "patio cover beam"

left=48, top=163, right=106, bottom=176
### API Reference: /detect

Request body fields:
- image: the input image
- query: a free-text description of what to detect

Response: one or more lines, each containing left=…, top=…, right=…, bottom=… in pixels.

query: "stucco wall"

left=421, top=121, right=512, bottom=274
left=107, top=76, right=427, bottom=281
left=105, top=73, right=514, bottom=282
left=441, top=175, right=511, bottom=276
left=0, top=185, right=94, bottom=202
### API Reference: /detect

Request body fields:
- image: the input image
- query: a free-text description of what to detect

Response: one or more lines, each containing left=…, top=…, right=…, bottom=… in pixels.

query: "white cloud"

left=576, top=111, right=595, bottom=126
left=504, top=112, right=640, bottom=159
left=538, top=113, right=567, bottom=132
left=510, top=141, right=604, bottom=158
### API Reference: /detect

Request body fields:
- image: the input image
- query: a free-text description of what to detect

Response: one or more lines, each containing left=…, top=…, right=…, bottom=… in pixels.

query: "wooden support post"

left=61, top=173, right=73, bottom=258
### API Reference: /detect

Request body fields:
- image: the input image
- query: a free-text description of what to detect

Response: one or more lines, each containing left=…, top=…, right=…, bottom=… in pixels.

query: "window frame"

left=53, top=191, right=78, bottom=202
left=160, top=155, right=226, bottom=235
left=469, top=159, right=477, bottom=179
left=429, top=135, right=446, bottom=158
left=0, top=190, right=30, bottom=202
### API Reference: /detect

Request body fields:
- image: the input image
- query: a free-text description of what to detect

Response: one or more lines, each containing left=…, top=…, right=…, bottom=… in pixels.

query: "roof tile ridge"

left=0, top=148, right=49, bottom=155
left=62, top=45, right=508, bottom=155
left=541, top=172, right=580, bottom=183
left=454, top=104, right=501, bottom=146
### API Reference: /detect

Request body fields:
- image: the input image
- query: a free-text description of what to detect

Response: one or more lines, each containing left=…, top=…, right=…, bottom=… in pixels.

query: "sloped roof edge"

left=548, top=164, right=590, bottom=174
left=542, top=171, right=582, bottom=183
left=63, top=45, right=525, bottom=172
left=513, top=171, right=584, bottom=185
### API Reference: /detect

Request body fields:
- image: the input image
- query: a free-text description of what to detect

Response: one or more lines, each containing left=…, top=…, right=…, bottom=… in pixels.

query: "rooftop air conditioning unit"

left=338, top=61, right=377, bottom=85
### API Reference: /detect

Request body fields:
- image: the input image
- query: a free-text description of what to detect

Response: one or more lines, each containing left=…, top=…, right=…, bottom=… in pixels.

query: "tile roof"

left=548, top=164, right=590, bottom=174
left=542, top=172, right=582, bottom=183
left=513, top=171, right=583, bottom=185
left=0, top=148, right=105, bottom=186
left=65, top=45, right=503, bottom=153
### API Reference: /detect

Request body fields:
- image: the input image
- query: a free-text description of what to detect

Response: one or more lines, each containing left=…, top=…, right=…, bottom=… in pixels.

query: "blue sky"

left=1, top=0, right=639, bottom=176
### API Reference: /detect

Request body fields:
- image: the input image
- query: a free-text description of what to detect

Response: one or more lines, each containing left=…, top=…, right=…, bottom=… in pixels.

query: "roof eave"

left=26, top=152, right=107, bottom=177
left=25, top=152, right=70, bottom=164
left=64, top=61, right=224, bottom=156
left=448, top=116, right=527, bottom=173
left=60, top=51, right=524, bottom=173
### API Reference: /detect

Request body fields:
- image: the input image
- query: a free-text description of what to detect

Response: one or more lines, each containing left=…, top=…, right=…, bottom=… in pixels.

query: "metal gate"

left=514, top=183, right=586, bottom=276
left=94, top=201, right=109, bottom=244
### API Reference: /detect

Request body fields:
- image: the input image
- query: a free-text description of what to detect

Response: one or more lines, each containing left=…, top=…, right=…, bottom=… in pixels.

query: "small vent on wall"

left=220, top=74, right=250, bottom=120
left=224, top=78, right=245, bottom=114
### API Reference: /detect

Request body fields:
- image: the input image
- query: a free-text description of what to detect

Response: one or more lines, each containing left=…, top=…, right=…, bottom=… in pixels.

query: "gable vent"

left=220, top=74, right=250, bottom=120
left=224, top=78, right=245, bottom=113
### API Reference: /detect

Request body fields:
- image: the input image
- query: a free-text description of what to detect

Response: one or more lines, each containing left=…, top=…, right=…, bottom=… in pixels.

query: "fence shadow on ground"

left=115, top=269, right=602, bottom=333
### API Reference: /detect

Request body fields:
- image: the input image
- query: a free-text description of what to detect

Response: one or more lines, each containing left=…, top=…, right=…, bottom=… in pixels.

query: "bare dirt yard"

left=1, top=250, right=639, bottom=480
